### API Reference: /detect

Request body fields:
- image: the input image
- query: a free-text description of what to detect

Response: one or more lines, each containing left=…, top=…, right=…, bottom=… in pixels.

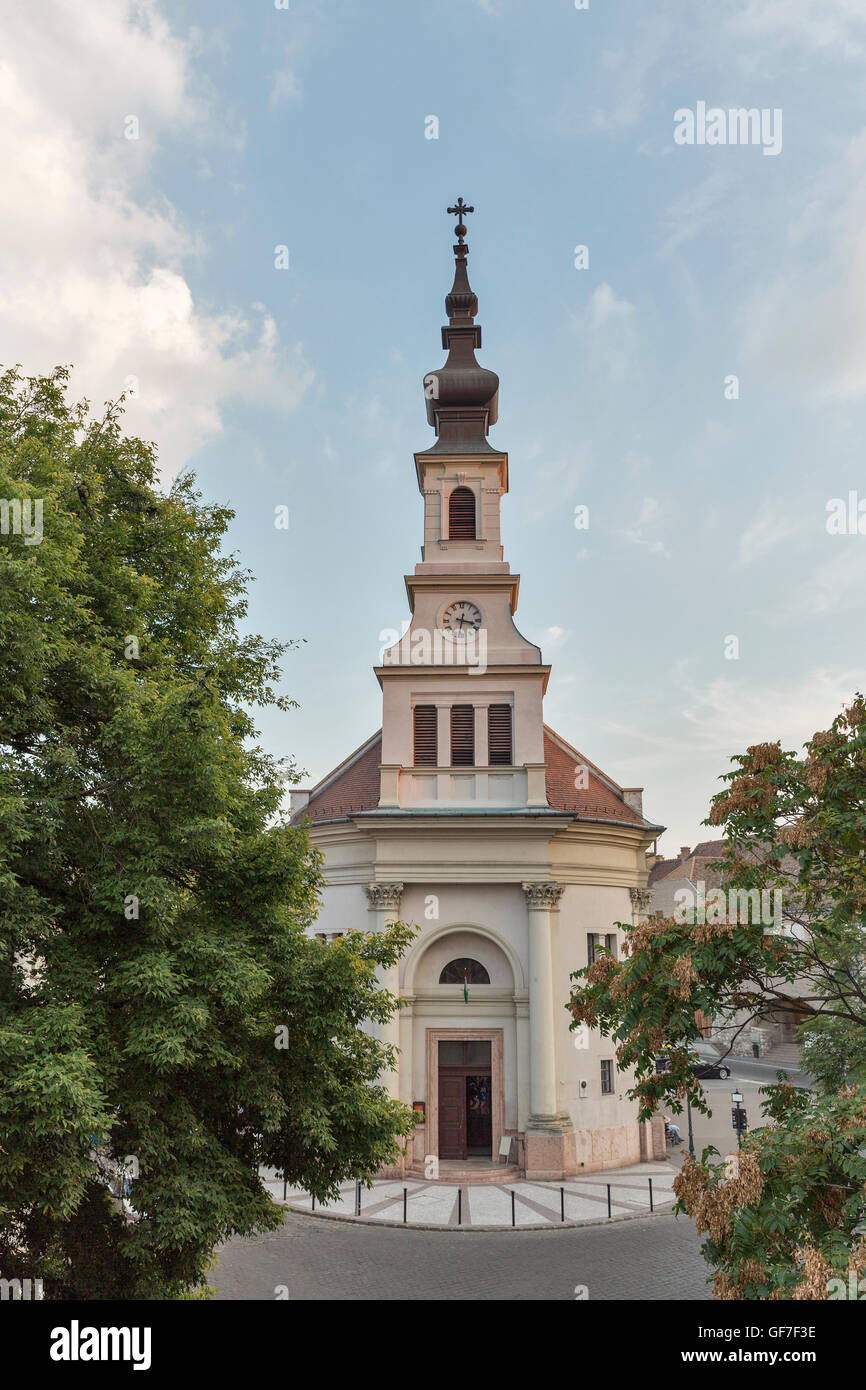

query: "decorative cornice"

left=365, top=882, right=404, bottom=911
left=522, top=881, right=565, bottom=909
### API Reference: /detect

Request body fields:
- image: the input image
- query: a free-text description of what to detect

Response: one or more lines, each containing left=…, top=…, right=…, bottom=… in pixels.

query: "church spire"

left=421, top=198, right=499, bottom=454
left=444, top=198, right=477, bottom=324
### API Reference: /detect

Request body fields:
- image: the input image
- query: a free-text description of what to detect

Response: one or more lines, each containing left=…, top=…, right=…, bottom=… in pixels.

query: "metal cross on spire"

left=447, top=198, right=474, bottom=242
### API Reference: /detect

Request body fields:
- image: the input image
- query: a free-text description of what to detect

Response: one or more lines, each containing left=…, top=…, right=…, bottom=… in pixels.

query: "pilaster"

left=522, top=881, right=573, bottom=1178
left=364, top=882, right=404, bottom=1099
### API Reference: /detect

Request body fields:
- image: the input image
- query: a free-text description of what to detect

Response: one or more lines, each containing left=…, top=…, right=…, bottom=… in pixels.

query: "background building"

left=648, top=841, right=812, bottom=1057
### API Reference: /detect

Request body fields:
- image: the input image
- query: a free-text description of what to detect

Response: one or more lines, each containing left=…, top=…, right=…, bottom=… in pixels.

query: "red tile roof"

left=648, top=839, right=799, bottom=887
left=648, top=843, right=727, bottom=889
left=296, top=733, right=382, bottom=823
left=292, top=725, right=654, bottom=828
left=542, top=727, right=646, bottom=824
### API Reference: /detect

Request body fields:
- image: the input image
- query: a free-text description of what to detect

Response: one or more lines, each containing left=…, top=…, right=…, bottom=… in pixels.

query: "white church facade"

left=291, top=204, right=665, bottom=1180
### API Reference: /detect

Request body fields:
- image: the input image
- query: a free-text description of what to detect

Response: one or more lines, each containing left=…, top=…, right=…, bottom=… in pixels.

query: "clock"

left=440, top=600, right=483, bottom=636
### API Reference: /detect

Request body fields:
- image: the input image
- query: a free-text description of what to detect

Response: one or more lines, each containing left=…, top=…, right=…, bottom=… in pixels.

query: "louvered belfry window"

left=487, top=704, right=512, bottom=765
left=413, top=705, right=438, bottom=766
left=448, top=487, right=476, bottom=539
left=450, top=705, right=475, bottom=766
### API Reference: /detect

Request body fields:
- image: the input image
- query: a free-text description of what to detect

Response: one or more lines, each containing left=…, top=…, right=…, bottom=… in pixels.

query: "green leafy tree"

left=0, top=367, right=414, bottom=1300
left=568, top=698, right=866, bottom=1298
left=800, top=1016, right=866, bottom=1094
left=675, top=1085, right=866, bottom=1301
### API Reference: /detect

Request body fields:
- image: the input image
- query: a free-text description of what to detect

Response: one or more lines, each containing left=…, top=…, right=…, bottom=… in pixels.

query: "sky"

left=3, top=0, right=866, bottom=852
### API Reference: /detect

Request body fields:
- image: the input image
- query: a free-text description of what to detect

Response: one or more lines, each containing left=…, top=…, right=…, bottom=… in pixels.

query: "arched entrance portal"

left=405, top=926, right=522, bottom=1170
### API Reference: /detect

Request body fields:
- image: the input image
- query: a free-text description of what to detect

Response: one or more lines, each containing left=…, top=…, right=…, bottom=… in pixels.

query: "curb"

left=276, top=1197, right=678, bottom=1234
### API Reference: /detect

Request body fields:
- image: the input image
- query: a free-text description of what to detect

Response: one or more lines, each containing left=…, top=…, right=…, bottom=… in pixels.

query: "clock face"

left=440, top=600, right=483, bottom=636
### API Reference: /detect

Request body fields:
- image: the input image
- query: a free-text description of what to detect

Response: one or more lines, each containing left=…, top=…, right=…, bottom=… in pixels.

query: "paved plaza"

left=261, top=1160, right=678, bottom=1230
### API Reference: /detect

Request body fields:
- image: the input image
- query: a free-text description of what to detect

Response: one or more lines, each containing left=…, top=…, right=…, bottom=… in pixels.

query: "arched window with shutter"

left=439, top=958, right=491, bottom=985
left=448, top=486, right=476, bottom=539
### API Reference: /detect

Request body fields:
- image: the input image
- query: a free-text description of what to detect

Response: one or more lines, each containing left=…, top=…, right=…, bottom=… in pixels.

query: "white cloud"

left=728, top=0, right=866, bottom=57
left=589, top=18, right=675, bottom=135
left=269, top=65, right=302, bottom=108
left=0, top=0, right=312, bottom=478
left=783, top=544, right=866, bottom=619
left=681, top=669, right=866, bottom=754
left=737, top=509, right=810, bottom=564
left=620, top=495, right=670, bottom=557
left=661, top=170, right=738, bottom=257
left=573, top=283, right=638, bottom=383
left=537, top=626, right=569, bottom=648
left=742, top=132, right=866, bottom=401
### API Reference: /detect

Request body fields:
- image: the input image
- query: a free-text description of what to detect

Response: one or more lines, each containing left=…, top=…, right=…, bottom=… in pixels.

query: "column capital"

left=522, top=881, right=565, bottom=910
left=629, top=887, right=652, bottom=916
left=365, top=882, right=404, bottom=911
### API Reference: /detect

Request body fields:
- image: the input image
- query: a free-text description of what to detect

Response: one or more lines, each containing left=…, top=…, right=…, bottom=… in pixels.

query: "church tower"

left=378, top=197, right=548, bottom=815
left=292, top=205, right=665, bottom=1180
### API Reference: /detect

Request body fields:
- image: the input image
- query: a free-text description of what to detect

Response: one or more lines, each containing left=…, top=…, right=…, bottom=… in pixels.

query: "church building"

left=291, top=203, right=665, bottom=1180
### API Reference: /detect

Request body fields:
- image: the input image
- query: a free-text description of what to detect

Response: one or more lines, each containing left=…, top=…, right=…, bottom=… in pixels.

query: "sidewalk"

left=261, top=1161, right=678, bottom=1230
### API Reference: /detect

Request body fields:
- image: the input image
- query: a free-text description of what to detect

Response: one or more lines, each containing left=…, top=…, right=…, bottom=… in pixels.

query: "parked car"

left=689, top=1042, right=731, bottom=1079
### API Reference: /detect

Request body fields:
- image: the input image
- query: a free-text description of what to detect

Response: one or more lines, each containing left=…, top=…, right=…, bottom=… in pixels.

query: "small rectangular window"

left=450, top=705, right=474, bottom=766
left=605, top=933, right=618, bottom=960
left=586, top=932, right=602, bottom=965
left=413, top=705, right=438, bottom=766
left=601, top=1059, right=614, bottom=1095
left=487, top=704, right=512, bottom=765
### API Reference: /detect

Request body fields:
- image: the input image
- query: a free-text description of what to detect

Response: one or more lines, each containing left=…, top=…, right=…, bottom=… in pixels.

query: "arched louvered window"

left=448, top=487, right=476, bottom=539
left=439, top=958, right=491, bottom=985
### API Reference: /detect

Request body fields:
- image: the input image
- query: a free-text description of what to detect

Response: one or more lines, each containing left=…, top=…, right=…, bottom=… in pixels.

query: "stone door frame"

left=425, top=1027, right=505, bottom=1160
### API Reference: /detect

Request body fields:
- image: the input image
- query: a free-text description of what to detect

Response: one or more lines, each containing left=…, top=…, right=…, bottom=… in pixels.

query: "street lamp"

left=731, top=1091, right=746, bottom=1149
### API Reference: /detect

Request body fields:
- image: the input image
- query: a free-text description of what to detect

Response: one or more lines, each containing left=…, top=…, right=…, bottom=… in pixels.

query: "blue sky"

left=5, top=0, right=866, bottom=850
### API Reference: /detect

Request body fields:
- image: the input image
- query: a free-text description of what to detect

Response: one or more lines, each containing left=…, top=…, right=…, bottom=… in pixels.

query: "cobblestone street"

left=213, top=1208, right=711, bottom=1301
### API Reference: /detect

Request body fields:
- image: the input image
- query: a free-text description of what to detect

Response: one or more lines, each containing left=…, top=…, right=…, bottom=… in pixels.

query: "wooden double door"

left=437, top=1040, right=492, bottom=1160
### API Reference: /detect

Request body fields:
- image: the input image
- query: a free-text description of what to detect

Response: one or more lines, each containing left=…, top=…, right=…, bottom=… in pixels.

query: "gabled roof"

left=542, top=727, right=651, bottom=826
left=292, top=724, right=659, bottom=830
left=294, top=731, right=382, bottom=824
left=648, top=840, right=728, bottom=887
left=648, top=838, right=801, bottom=889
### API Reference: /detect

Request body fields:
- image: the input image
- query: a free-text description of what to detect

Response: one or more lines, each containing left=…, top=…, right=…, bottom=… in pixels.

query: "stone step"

left=762, top=1043, right=802, bottom=1065
left=406, top=1163, right=522, bottom=1185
